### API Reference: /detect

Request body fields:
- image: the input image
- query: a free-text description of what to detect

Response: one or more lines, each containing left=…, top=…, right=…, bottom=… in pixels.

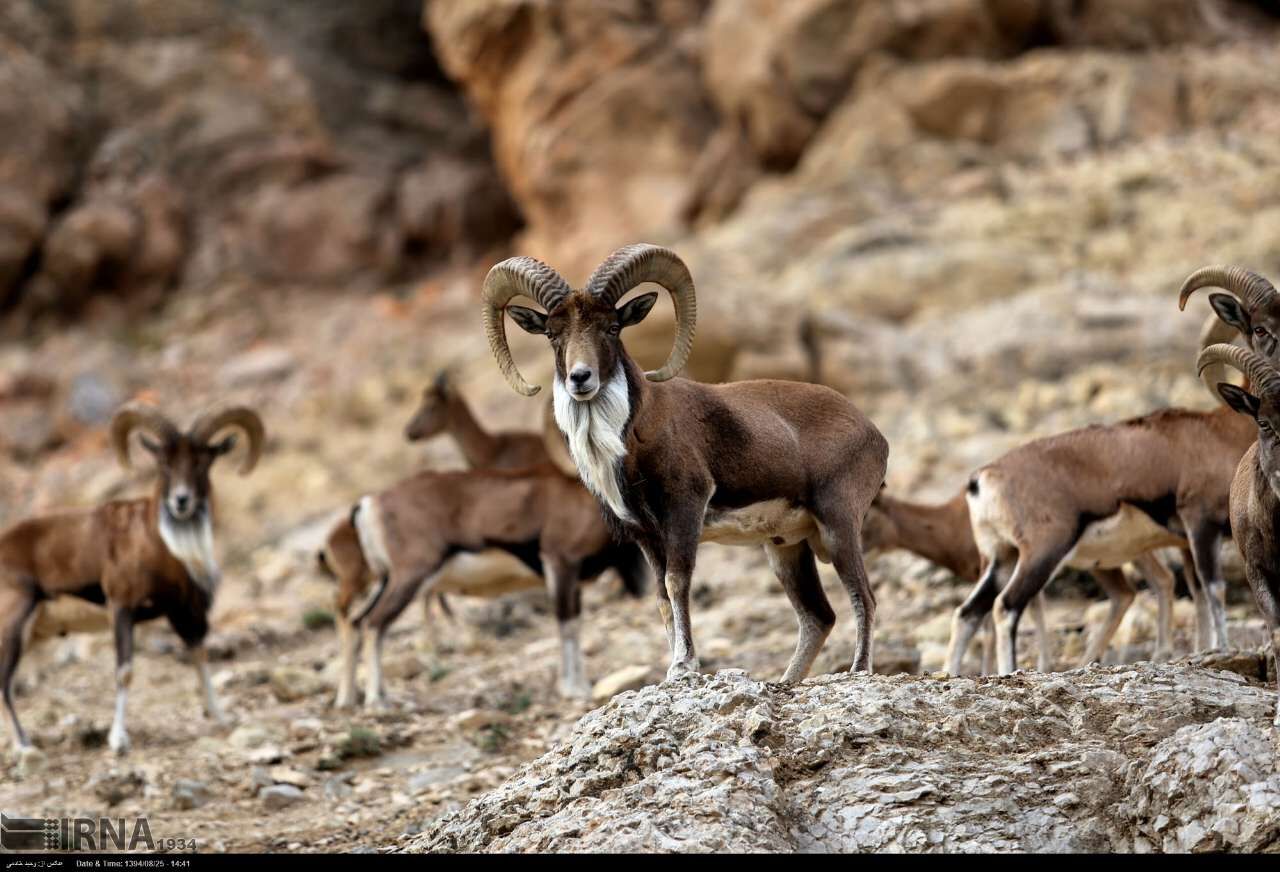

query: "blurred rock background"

left=3, top=0, right=1280, bottom=852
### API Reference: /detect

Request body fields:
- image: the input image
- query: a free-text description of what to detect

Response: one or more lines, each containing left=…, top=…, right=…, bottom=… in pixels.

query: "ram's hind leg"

left=1250, top=579, right=1280, bottom=727
left=0, top=584, right=38, bottom=751
left=334, top=611, right=361, bottom=710
left=765, top=541, right=835, bottom=683
left=812, top=494, right=877, bottom=674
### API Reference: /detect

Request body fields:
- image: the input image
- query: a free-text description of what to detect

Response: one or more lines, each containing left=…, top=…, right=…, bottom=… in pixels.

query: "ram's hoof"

left=108, top=728, right=131, bottom=755
left=665, top=659, right=701, bottom=681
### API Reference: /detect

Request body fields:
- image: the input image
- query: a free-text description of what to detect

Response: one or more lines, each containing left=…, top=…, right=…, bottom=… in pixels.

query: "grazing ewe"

left=864, top=490, right=1184, bottom=669
left=481, top=244, right=889, bottom=680
left=0, top=403, right=264, bottom=754
left=954, top=311, right=1251, bottom=675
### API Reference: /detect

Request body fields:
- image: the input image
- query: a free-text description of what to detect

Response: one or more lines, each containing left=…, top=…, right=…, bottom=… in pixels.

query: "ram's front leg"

left=167, top=606, right=226, bottom=725
left=109, top=606, right=135, bottom=754
left=662, top=510, right=705, bottom=681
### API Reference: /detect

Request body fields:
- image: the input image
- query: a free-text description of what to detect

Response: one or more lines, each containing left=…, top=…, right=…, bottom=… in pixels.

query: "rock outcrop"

left=408, top=661, right=1279, bottom=853
left=0, top=0, right=519, bottom=322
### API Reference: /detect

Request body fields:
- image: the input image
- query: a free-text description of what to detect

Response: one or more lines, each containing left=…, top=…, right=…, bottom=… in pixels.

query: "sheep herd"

left=3, top=245, right=1280, bottom=769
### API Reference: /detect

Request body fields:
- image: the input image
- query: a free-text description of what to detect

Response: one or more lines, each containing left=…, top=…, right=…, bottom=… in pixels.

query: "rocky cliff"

left=408, top=660, right=1280, bottom=853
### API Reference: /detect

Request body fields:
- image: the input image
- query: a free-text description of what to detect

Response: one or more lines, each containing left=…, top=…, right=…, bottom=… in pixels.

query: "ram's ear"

left=1218, top=383, right=1261, bottom=420
left=507, top=305, right=548, bottom=336
left=210, top=434, right=238, bottom=457
left=617, top=292, right=658, bottom=328
left=1209, top=292, right=1251, bottom=337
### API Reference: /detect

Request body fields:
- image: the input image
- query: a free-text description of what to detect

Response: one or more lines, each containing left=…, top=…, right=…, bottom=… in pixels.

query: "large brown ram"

left=481, top=244, right=889, bottom=680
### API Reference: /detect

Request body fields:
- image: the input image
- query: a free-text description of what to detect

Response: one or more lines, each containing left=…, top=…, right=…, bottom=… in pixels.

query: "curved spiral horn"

left=1197, top=343, right=1280, bottom=400
left=481, top=257, right=573, bottom=396
left=1178, top=265, right=1278, bottom=313
left=190, top=405, right=265, bottom=475
left=110, top=404, right=180, bottom=469
left=584, top=244, right=697, bottom=382
left=1198, top=312, right=1242, bottom=403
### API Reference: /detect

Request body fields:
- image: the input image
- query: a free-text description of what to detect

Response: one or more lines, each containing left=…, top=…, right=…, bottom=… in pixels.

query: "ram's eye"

left=1256, top=327, right=1269, bottom=338
left=608, top=324, right=621, bottom=336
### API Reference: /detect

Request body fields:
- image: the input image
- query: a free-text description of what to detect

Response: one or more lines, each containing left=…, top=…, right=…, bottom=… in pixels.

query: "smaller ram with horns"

left=0, top=403, right=264, bottom=755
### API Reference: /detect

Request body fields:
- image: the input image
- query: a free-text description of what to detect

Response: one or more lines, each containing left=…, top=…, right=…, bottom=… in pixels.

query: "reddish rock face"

left=0, top=0, right=520, bottom=322
left=424, top=0, right=720, bottom=275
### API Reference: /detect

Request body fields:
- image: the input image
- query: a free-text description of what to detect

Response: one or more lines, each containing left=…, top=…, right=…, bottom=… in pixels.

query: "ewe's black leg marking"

left=993, top=540, right=1073, bottom=675
left=359, top=564, right=440, bottom=710
left=948, top=556, right=1008, bottom=675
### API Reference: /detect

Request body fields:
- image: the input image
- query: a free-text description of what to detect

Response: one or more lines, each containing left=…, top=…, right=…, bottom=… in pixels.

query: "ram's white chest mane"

left=553, top=367, right=633, bottom=522
left=158, top=509, right=221, bottom=594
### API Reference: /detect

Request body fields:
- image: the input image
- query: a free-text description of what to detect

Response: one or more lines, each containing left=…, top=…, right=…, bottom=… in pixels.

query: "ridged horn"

left=584, top=244, right=697, bottom=382
left=1198, top=312, right=1242, bottom=403
left=481, top=257, right=573, bottom=396
left=110, top=404, right=179, bottom=469
left=1178, top=265, right=1278, bottom=313
left=190, top=405, right=265, bottom=475
left=1197, top=343, right=1280, bottom=400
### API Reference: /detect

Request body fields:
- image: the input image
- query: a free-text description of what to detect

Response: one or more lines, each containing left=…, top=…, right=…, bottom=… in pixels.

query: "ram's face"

left=142, top=434, right=232, bottom=521
left=546, top=296, right=624, bottom=400
left=1218, top=383, right=1280, bottom=500
left=1254, top=400, right=1280, bottom=498
left=1209, top=292, right=1280, bottom=362
left=508, top=291, right=658, bottom=402
left=1248, top=300, right=1280, bottom=363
